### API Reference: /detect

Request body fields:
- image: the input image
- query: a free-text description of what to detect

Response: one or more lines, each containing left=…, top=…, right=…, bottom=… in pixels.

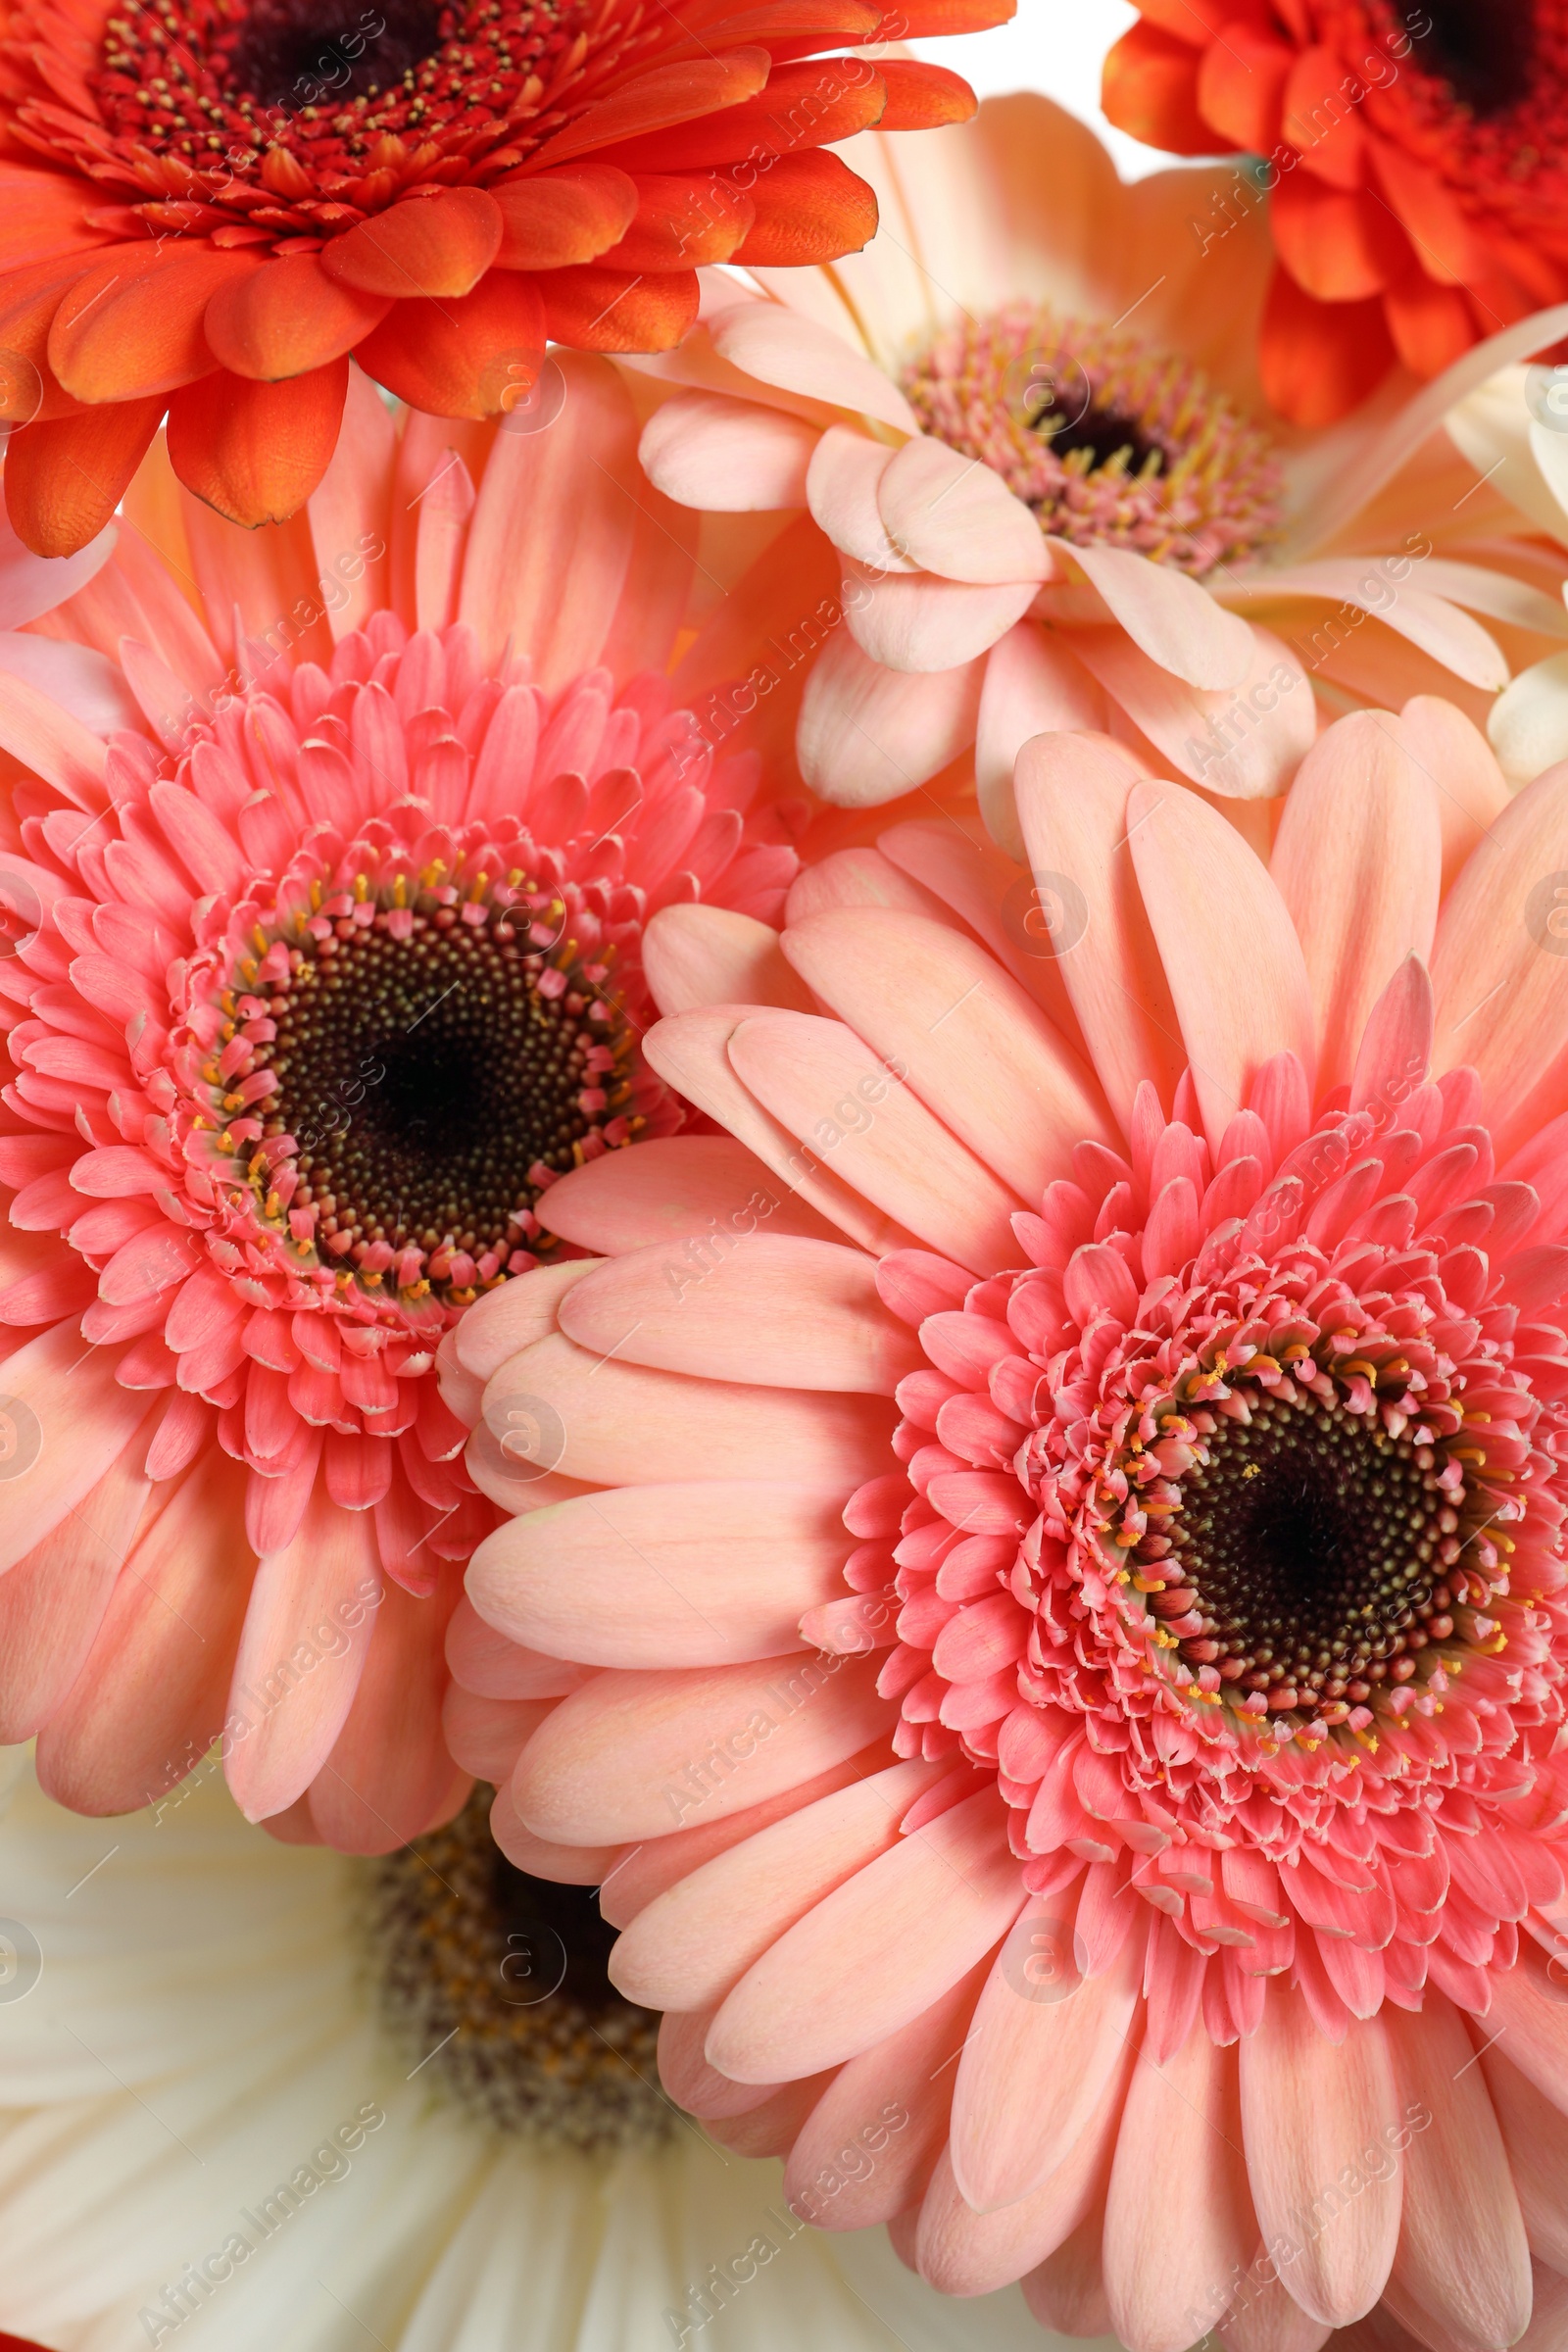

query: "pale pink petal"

left=1238, top=1987, right=1400, bottom=2326
left=1013, top=731, right=1188, bottom=1127
left=643, top=903, right=813, bottom=1017
left=528, top=1134, right=843, bottom=1255
left=412, top=449, right=475, bottom=636
left=1480, top=2047, right=1568, bottom=2274
left=1250, top=563, right=1508, bottom=693
left=1488, top=652, right=1568, bottom=788
left=639, top=392, right=818, bottom=512
left=1270, top=710, right=1443, bottom=1093
left=510, top=1648, right=893, bottom=1845
left=557, top=1233, right=916, bottom=1392
left=1128, top=780, right=1316, bottom=1152
left=453, top=1258, right=600, bottom=1382
left=611, top=1756, right=939, bottom=2010
left=877, top=436, right=1051, bottom=586
left=0, top=633, right=141, bottom=737
left=1397, top=694, right=1510, bottom=897
left=726, top=1008, right=1025, bottom=1273
left=1049, top=540, right=1253, bottom=692
left=222, top=1481, right=382, bottom=1823
left=0, top=1446, right=152, bottom=1742
left=976, top=622, right=1109, bottom=859
left=441, top=1683, right=552, bottom=1780
left=705, top=1788, right=1025, bottom=2082
left=488, top=1777, right=621, bottom=1884
left=468, top=1479, right=855, bottom=1668
left=784, top=845, right=959, bottom=926
left=798, top=630, right=986, bottom=806
left=0, top=507, right=115, bottom=629
left=807, top=426, right=918, bottom=571
left=782, top=906, right=1115, bottom=1200
left=0, top=1323, right=155, bottom=1578
left=307, top=362, right=396, bottom=637
left=446, top=1592, right=589, bottom=1697
left=1103, top=2032, right=1255, bottom=2352
left=1430, top=756, right=1568, bottom=1159
left=708, top=301, right=918, bottom=433
left=1382, top=1995, right=1531, bottom=2352
left=1070, top=620, right=1316, bottom=801
left=878, top=814, right=1092, bottom=1052
left=845, top=563, right=1039, bottom=673
left=477, top=1327, right=897, bottom=1487
left=0, top=667, right=112, bottom=809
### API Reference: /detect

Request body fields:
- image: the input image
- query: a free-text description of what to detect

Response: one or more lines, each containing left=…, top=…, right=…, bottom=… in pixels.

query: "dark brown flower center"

left=1153, top=1390, right=1465, bottom=1721
left=365, top=1788, right=669, bottom=2148
left=221, top=0, right=444, bottom=111
left=251, top=894, right=631, bottom=1304
left=1406, top=0, right=1537, bottom=118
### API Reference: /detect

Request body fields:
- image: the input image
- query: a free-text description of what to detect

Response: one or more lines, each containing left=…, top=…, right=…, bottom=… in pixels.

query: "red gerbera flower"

left=1102, top=0, right=1568, bottom=425
left=0, top=0, right=998, bottom=555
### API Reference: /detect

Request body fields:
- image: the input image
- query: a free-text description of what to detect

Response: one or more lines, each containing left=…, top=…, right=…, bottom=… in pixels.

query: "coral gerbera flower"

left=0, top=1749, right=1007, bottom=2351
left=634, top=95, right=1568, bottom=848
left=450, top=697, right=1568, bottom=2350
left=1102, top=0, right=1568, bottom=426
left=0, top=0, right=997, bottom=561
left=0, top=357, right=805, bottom=1853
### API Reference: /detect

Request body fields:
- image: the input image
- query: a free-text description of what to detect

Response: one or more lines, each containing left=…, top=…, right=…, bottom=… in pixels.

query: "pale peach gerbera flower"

left=450, top=700, right=1568, bottom=2352
left=0, top=358, right=803, bottom=1851
left=635, top=97, right=1568, bottom=853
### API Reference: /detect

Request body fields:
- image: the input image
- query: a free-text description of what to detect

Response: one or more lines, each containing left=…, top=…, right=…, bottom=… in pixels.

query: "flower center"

left=84, top=0, right=598, bottom=203
left=900, top=305, right=1282, bottom=579
left=1400, top=0, right=1537, bottom=118
left=198, top=860, right=634, bottom=1309
left=1151, top=1387, right=1465, bottom=1722
left=365, top=1788, right=668, bottom=2148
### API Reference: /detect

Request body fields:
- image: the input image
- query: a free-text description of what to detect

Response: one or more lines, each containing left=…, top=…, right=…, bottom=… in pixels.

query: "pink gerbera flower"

left=0, top=356, right=800, bottom=1852
left=449, top=696, right=1568, bottom=2351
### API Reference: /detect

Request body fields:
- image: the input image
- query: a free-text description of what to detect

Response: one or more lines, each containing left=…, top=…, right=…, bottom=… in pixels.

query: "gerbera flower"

left=1102, top=0, right=1568, bottom=425
left=449, top=698, right=1568, bottom=2351
left=634, top=95, right=1568, bottom=848
left=0, top=1747, right=1017, bottom=2351
left=0, top=0, right=1001, bottom=561
left=0, top=359, right=808, bottom=1853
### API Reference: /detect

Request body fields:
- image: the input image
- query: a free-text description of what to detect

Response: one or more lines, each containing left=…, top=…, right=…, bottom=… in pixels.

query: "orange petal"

left=203, top=252, right=391, bottom=380
left=1101, top=20, right=1219, bottom=156
left=730, top=149, right=876, bottom=266
left=539, top=264, right=699, bottom=352
left=49, top=242, right=266, bottom=403
left=594, top=56, right=885, bottom=169
left=355, top=270, right=546, bottom=416
left=1258, top=264, right=1394, bottom=426
left=4, top=395, right=164, bottom=556
left=165, top=360, right=348, bottom=526
left=320, top=188, right=503, bottom=298
left=875, top=58, right=975, bottom=127
left=0, top=166, right=106, bottom=269
left=0, top=254, right=100, bottom=422
left=888, top=0, right=1012, bottom=24
left=1196, top=27, right=1291, bottom=152
left=529, top=49, right=771, bottom=170
left=600, top=172, right=755, bottom=269
left=1271, top=171, right=1409, bottom=302
left=491, top=165, right=638, bottom=268
left=1385, top=271, right=1477, bottom=379
left=1368, top=137, right=1483, bottom=286
left=1280, top=42, right=1367, bottom=189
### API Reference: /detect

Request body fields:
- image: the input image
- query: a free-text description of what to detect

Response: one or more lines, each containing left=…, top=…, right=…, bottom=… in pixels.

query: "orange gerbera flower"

left=1102, top=1, right=1568, bottom=427
left=0, top=0, right=996, bottom=558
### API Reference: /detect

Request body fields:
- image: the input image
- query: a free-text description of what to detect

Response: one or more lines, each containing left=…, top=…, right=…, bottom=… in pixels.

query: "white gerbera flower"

left=0, top=1753, right=1052, bottom=2352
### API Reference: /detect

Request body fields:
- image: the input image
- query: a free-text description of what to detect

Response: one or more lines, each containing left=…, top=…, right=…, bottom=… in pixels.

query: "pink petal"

left=708, top=301, right=917, bottom=433
left=643, top=903, right=813, bottom=1017
left=782, top=906, right=1114, bottom=1201
left=1270, top=709, right=1442, bottom=1093
left=558, top=1233, right=914, bottom=1392
left=876, top=436, right=1050, bottom=587
left=1128, top=780, right=1317, bottom=1153
left=1398, top=694, right=1510, bottom=898
left=611, top=1755, right=939, bottom=2010
left=846, top=563, right=1039, bottom=673
left=1257, top=562, right=1507, bottom=693
left=807, top=426, right=917, bottom=572
left=453, top=1258, right=600, bottom=1383
left=1103, top=2031, right=1255, bottom=2352
left=0, top=632, right=140, bottom=737
left=0, top=506, right=115, bottom=629
left=798, top=630, right=985, bottom=806
left=704, top=1787, right=1024, bottom=2082
left=222, top=1482, right=382, bottom=1822
left=976, top=622, right=1109, bottom=859
left=531, top=1133, right=842, bottom=1255
left=785, top=845, right=960, bottom=926
left=478, top=1326, right=897, bottom=1487
left=442, top=1682, right=551, bottom=1781
left=640, top=391, right=818, bottom=512
left=511, top=1648, right=894, bottom=1846
left=1071, top=620, right=1316, bottom=801
left=1238, top=1984, right=1399, bottom=2326
left=726, top=1008, right=1025, bottom=1274
left=310, top=1575, right=469, bottom=1852
left=0, top=1443, right=151, bottom=1742
left=468, top=1479, right=861, bottom=1668
left=0, top=1321, right=155, bottom=1578
left=1049, top=540, right=1253, bottom=692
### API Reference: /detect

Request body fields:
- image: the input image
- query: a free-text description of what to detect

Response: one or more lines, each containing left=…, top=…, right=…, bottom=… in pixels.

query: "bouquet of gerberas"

left=6, top=3, right=1568, bottom=2349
